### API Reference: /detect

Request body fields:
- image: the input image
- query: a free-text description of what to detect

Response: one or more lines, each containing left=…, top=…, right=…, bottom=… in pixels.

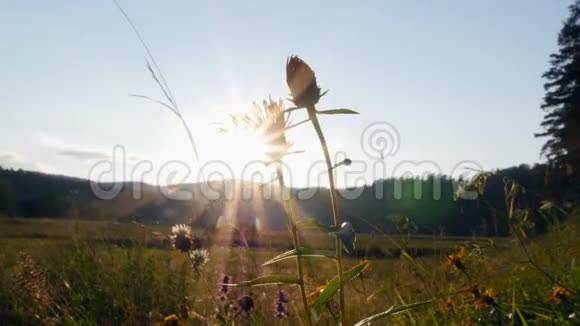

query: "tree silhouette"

left=537, top=0, right=580, bottom=194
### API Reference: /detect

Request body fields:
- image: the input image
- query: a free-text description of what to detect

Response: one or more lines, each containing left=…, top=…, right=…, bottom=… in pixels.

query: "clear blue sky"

left=0, top=1, right=572, bottom=187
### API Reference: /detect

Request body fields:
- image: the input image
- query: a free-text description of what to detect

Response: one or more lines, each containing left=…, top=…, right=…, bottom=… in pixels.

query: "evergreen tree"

left=537, top=0, right=580, bottom=187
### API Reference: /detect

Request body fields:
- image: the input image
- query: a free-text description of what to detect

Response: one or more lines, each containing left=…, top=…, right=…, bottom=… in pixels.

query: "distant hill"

left=0, top=164, right=569, bottom=236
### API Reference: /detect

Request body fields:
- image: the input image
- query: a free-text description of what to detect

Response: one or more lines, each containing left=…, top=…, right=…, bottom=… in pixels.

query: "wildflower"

left=548, top=285, right=571, bottom=304
left=217, top=274, right=232, bottom=301
left=477, top=288, right=496, bottom=307
left=273, top=290, right=290, bottom=319
left=162, top=314, right=179, bottom=326
left=170, top=224, right=192, bottom=252
left=238, top=295, right=255, bottom=313
left=446, top=247, right=466, bottom=271
left=189, top=249, right=209, bottom=271
left=465, top=283, right=480, bottom=299
left=443, top=297, right=454, bottom=310
left=286, top=55, right=325, bottom=108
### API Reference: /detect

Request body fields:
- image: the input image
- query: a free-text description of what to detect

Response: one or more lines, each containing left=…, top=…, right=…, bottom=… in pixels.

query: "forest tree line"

left=0, top=163, right=574, bottom=237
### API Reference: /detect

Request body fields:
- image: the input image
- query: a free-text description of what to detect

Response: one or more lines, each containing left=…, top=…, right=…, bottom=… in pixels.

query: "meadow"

left=2, top=5, right=580, bottom=324
left=0, top=215, right=577, bottom=325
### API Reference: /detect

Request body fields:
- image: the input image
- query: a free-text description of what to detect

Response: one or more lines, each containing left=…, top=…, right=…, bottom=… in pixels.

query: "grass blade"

left=515, top=307, right=529, bottom=326
left=353, top=299, right=433, bottom=326
left=223, top=275, right=301, bottom=287
left=262, top=248, right=336, bottom=266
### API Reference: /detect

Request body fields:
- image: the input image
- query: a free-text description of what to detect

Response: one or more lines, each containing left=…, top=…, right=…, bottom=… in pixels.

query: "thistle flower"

left=446, top=247, right=466, bottom=271
left=273, top=290, right=290, bottom=319
left=189, top=249, right=209, bottom=271
left=238, top=295, right=255, bottom=313
left=548, top=285, right=571, bottom=304
left=286, top=55, right=325, bottom=108
left=170, top=224, right=192, bottom=252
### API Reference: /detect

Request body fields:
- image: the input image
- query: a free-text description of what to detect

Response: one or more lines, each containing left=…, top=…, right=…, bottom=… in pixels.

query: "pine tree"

left=537, top=0, right=580, bottom=182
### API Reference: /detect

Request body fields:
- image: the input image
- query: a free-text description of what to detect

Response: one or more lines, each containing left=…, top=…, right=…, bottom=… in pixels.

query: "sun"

left=202, top=127, right=272, bottom=180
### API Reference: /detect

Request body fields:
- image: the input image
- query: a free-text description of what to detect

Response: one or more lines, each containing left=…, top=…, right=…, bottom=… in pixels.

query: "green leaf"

left=310, top=261, right=370, bottom=312
left=316, top=108, right=359, bottom=115
left=223, top=275, right=301, bottom=287
left=262, top=248, right=336, bottom=266
left=353, top=299, right=433, bottom=326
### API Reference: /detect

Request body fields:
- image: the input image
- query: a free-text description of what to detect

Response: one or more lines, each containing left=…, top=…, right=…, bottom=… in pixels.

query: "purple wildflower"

left=273, top=290, right=289, bottom=319
left=217, top=274, right=232, bottom=301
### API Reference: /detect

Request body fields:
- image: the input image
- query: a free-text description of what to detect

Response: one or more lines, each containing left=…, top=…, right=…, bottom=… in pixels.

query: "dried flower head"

left=548, top=285, right=571, bottom=304
left=189, top=249, right=209, bottom=271
left=228, top=98, right=294, bottom=163
left=238, top=295, right=255, bottom=313
left=273, top=290, right=290, bottom=319
left=170, top=224, right=192, bottom=252
left=286, top=55, right=325, bottom=108
left=446, top=247, right=466, bottom=271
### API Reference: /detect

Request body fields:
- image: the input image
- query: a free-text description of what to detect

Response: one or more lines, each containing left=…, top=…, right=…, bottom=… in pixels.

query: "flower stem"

left=276, top=166, right=313, bottom=326
left=306, top=106, right=345, bottom=325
